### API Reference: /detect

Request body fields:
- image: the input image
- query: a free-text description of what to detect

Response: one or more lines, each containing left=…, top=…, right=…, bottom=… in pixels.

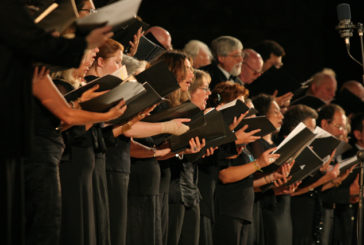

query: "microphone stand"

left=357, top=150, right=364, bottom=245
left=344, top=23, right=364, bottom=85
left=357, top=23, right=364, bottom=84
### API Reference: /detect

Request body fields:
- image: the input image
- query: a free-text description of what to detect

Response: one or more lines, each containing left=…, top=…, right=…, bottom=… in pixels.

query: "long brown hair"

left=152, top=50, right=191, bottom=107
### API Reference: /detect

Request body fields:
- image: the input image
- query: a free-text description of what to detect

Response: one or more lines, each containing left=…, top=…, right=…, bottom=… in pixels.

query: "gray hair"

left=183, top=40, right=213, bottom=59
left=122, top=54, right=148, bottom=75
left=210, top=36, right=243, bottom=59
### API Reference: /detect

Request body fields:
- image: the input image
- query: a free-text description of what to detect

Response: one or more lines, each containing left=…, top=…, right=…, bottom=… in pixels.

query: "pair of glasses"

left=243, top=62, right=262, bottom=76
left=329, top=122, right=345, bottom=131
left=226, top=52, right=244, bottom=59
left=79, top=8, right=97, bottom=14
left=199, top=87, right=211, bottom=92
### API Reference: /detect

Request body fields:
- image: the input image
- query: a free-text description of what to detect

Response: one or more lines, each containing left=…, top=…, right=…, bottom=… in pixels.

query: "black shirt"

left=215, top=147, right=254, bottom=222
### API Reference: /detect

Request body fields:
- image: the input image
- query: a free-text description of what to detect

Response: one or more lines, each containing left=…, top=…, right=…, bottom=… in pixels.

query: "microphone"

left=336, top=3, right=355, bottom=46
left=358, top=150, right=364, bottom=162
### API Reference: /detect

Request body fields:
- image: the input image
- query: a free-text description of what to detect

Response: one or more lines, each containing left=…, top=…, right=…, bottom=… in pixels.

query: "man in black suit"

left=200, top=35, right=243, bottom=89
left=317, top=105, right=359, bottom=245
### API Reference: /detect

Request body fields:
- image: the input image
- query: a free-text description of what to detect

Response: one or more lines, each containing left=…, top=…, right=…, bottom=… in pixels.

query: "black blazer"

left=200, top=62, right=241, bottom=89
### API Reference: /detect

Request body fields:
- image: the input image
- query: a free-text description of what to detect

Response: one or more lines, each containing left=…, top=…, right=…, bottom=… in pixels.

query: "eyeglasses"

left=329, top=121, right=346, bottom=131
left=226, top=51, right=244, bottom=59
left=243, top=62, right=262, bottom=76
left=198, top=87, right=211, bottom=92
left=79, top=8, right=97, bottom=14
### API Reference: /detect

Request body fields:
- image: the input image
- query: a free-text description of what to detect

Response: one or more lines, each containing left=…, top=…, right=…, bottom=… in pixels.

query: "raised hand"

left=256, top=147, right=280, bottom=168
left=202, top=147, right=218, bottom=158
left=234, top=124, right=261, bottom=145
left=128, top=27, right=144, bottom=57
left=184, top=137, right=206, bottom=154
left=104, top=99, right=127, bottom=121
left=79, top=84, right=109, bottom=103
left=273, top=90, right=293, bottom=110
left=229, top=111, right=248, bottom=131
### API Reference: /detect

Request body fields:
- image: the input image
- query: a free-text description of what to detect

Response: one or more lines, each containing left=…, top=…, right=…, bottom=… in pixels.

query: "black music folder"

left=108, top=82, right=163, bottom=125
left=143, top=102, right=202, bottom=123
left=185, top=127, right=237, bottom=162
left=168, top=109, right=230, bottom=153
left=75, top=0, right=142, bottom=35
left=79, top=80, right=146, bottom=112
left=235, top=116, right=276, bottom=137
left=109, top=62, right=181, bottom=125
left=113, top=17, right=150, bottom=51
left=34, top=0, right=78, bottom=33
left=285, top=146, right=324, bottom=186
left=310, top=135, right=341, bottom=159
left=219, top=99, right=250, bottom=125
left=134, top=35, right=165, bottom=61
left=263, top=122, right=316, bottom=173
left=134, top=61, right=179, bottom=97
left=64, top=75, right=123, bottom=102
left=339, top=155, right=360, bottom=172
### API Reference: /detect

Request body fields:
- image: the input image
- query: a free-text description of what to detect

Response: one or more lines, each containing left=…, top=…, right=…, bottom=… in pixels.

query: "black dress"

left=24, top=99, right=65, bottom=245
left=105, top=135, right=131, bottom=245
left=213, top=146, right=254, bottom=245
left=127, top=137, right=162, bottom=245
left=168, top=156, right=201, bottom=245
left=83, top=75, right=112, bottom=245
left=59, top=126, right=97, bottom=245
left=198, top=156, right=218, bottom=245
left=249, top=138, right=292, bottom=245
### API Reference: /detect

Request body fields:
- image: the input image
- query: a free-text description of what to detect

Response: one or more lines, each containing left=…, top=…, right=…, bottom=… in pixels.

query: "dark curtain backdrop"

left=96, top=0, right=364, bottom=91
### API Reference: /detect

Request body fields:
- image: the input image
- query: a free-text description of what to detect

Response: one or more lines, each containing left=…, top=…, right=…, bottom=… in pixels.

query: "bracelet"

left=175, top=153, right=184, bottom=160
left=151, top=147, right=157, bottom=158
left=253, top=160, right=263, bottom=172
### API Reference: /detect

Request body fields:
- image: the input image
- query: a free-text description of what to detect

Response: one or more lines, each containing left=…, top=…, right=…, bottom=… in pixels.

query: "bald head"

left=145, top=26, right=173, bottom=50
left=239, top=49, right=263, bottom=84
left=309, top=72, right=337, bottom=103
left=341, top=80, right=364, bottom=101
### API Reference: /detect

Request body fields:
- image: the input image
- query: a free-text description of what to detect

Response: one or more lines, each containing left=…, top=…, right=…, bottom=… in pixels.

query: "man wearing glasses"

left=317, top=104, right=358, bottom=245
left=200, top=35, right=244, bottom=89
left=238, top=49, right=263, bottom=85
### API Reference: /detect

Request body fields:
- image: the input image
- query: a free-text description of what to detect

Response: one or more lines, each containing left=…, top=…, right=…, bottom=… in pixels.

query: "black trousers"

left=107, top=171, right=129, bottom=245
left=1, top=156, right=25, bottom=245
left=213, top=215, right=250, bottom=245
left=24, top=135, right=64, bottom=245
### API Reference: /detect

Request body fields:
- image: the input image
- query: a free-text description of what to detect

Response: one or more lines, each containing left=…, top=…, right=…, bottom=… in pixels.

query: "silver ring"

left=193, top=147, right=198, bottom=151
left=269, top=157, right=275, bottom=163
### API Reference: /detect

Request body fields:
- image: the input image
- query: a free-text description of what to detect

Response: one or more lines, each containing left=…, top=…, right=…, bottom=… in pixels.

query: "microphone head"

left=357, top=150, right=364, bottom=162
left=337, top=3, right=351, bottom=21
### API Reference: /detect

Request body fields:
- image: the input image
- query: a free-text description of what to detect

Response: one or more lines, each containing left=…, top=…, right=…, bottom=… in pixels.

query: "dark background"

left=97, top=0, right=364, bottom=92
